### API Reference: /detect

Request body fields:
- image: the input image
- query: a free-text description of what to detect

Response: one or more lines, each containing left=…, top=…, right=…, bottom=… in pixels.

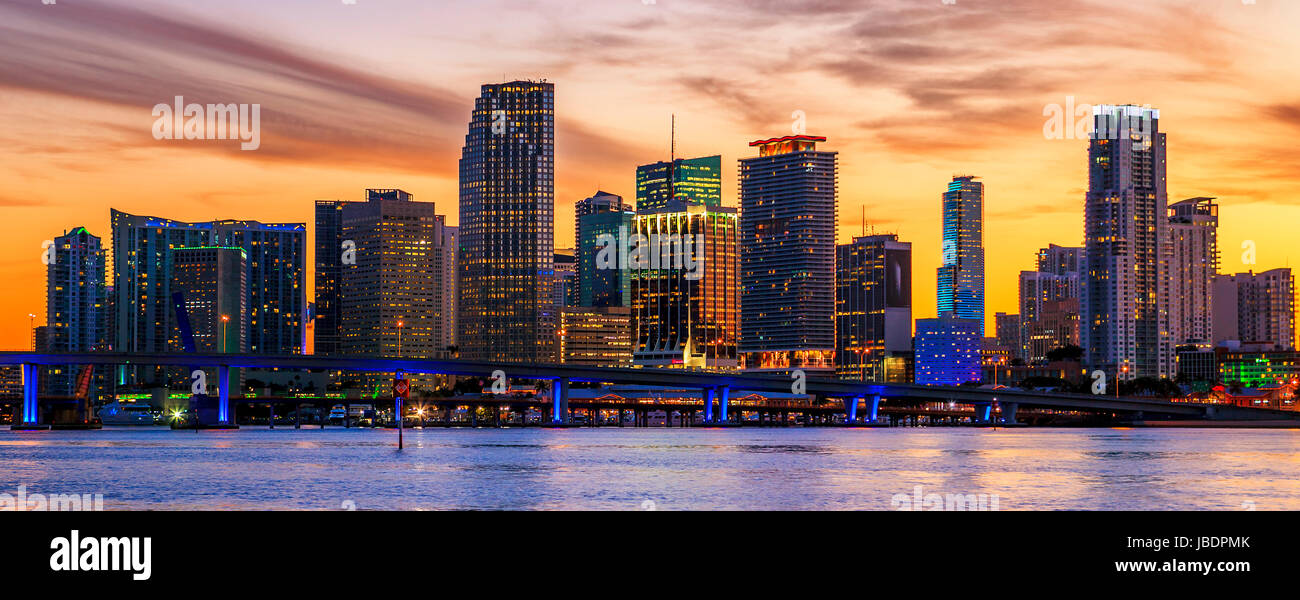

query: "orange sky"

left=1, top=0, right=1298, bottom=350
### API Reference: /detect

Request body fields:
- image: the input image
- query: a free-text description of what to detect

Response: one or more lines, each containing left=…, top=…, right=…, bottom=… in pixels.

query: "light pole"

left=220, top=315, right=229, bottom=353
left=396, top=320, right=403, bottom=358
left=1117, top=363, right=1129, bottom=398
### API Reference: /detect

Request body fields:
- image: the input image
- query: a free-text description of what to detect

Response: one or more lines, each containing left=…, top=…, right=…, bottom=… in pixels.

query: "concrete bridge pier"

left=217, top=364, right=233, bottom=425
left=551, top=377, right=570, bottom=425
left=12, top=363, right=48, bottom=430
left=867, top=395, right=881, bottom=423
left=703, top=388, right=715, bottom=423
left=1000, top=401, right=1019, bottom=425
left=717, top=386, right=730, bottom=423
left=844, top=396, right=862, bottom=423
left=971, top=402, right=992, bottom=424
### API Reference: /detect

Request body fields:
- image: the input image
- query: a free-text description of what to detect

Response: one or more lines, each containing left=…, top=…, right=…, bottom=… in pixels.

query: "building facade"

left=170, top=246, right=247, bottom=353
left=936, top=176, right=985, bottom=335
left=631, top=201, right=738, bottom=370
left=635, top=156, right=722, bottom=212
left=1081, top=104, right=1170, bottom=380
left=45, top=227, right=108, bottom=397
left=458, top=80, right=556, bottom=363
left=576, top=191, right=634, bottom=307
left=1214, top=269, right=1296, bottom=349
left=1167, top=197, right=1219, bottom=345
left=738, top=135, right=837, bottom=374
left=834, top=234, right=911, bottom=381
left=110, top=210, right=306, bottom=383
left=914, top=313, right=983, bottom=386
left=559, top=306, right=632, bottom=367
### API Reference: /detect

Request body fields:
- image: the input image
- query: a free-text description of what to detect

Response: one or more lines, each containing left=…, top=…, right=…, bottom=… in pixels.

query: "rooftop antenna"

left=861, top=205, right=866, bottom=237
left=671, top=114, right=676, bottom=163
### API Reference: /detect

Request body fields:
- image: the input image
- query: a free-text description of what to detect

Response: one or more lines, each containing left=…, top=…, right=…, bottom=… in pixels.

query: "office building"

left=576, top=191, right=634, bottom=307
left=635, top=155, right=722, bottom=212
left=835, top=234, right=911, bottom=381
left=936, top=176, right=985, bottom=335
left=559, top=306, right=632, bottom=367
left=458, top=80, right=556, bottom=363
left=914, top=312, right=982, bottom=386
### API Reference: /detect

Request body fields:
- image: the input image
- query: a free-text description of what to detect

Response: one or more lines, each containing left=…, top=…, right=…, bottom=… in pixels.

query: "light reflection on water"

left=0, top=426, right=1297, bottom=510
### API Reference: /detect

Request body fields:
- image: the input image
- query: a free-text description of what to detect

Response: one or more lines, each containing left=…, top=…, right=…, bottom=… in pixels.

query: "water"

left=1, top=426, right=1298, bottom=510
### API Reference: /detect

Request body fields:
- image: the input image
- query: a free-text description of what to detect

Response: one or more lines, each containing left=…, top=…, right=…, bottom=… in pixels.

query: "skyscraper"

left=635, top=156, right=722, bottom=211
left=631, top=201, right=738, bottom=369
left=1018, top=244, right=1083, bottom=363
left=936, top=176, right=985, bottom=335
left=835, top=234, right=912, bottom=381
left=738, top=135, right=837, bottom=374
left=458, top=80, right=556, bottom=363
left=1081, top=104, right=1169, bottom=380
left=576, top=191, right=634, bottom=307
left=340, top=189, right=456, bottom=360
left=45, top=227, right=107, bottom=397
left=1167, top=197, right=1219, bottom=345
left=1214, top=269, right=1296, bottom=350
left=313, top=200, right=347, bottom=356
left=553, top=250, right=578, bottom=309
left=111, top=210, right=306, bottom=383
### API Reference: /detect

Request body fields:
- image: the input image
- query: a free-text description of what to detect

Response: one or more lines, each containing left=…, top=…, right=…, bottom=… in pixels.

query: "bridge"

left=2, top=351, right=1296, bottom=429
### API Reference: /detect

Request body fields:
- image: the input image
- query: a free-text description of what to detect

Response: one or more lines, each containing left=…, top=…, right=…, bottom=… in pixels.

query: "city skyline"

left=3, top=0, right=1300, bottom=350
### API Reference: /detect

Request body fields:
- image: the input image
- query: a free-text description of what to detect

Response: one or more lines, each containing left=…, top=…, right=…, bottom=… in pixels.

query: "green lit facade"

left=635, top=156, right=722, bottom=211
left=1218, top=351, right=1300, bottom=388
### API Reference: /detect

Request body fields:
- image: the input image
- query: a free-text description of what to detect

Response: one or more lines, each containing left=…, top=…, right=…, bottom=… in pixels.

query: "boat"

left=97, top=402, right=157, bottom=425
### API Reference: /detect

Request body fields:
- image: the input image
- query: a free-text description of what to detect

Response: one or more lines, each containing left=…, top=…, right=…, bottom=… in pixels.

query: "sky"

left=1, top=0, right=1298, bottom=350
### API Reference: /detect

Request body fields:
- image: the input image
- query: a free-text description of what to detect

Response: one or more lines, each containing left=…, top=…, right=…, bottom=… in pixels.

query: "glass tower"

left=458, top=80, right=556, bottom=363
left=936, top=175, right=985, bottom=335
left=635, top=156, right=722, bottom=212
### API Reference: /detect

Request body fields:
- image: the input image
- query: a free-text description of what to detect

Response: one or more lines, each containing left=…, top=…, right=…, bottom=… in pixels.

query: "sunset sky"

left=1, top=0, right=1298, bottom=350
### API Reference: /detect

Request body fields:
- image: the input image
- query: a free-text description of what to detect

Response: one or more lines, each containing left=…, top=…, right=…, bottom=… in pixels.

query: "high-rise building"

left=340, top=189, right=456, bottom=359
left=1167, top=197, right=1219, bottom=345
left=44, top=227, right=107, bottom=397
left=338, top=189, right=456, bottom=394
left=553, top=251, right=578, bottom=310
left=1214, top=269, right=1296, bottom=349
left=937, top=175, right=985, bottom=335
left=835, top=234, right=911, bottom=381
left=635, top=156, right=722, bottom=212
left=994, top=313, right=1021, bottom=361
left=458, top=80, right=556, bottom=363
left=111, top=210, right=306, bottom=383
left=1019, top=244, right=1084, bottom=363
left=631, top=201, right=738, bottom=369
left=313, top=200, right=348, bottom=356
left=559, top=306, right=632, bottom=367
left=914, top=312, right=982, bottom=386
left=1081, top=104, right=1170, bottom=380
left=171, top=247, right=247, bottom=353
left=738, top=135, right=837, bottom=374
left=576, top=191, right=634, bottom=307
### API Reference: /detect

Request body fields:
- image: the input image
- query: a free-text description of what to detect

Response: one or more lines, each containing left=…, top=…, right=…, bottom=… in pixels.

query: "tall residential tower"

left=937, top=176, right=985, bottom=335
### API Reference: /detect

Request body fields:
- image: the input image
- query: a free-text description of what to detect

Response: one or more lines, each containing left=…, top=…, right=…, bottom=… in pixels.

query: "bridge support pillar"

left=551, top=378, right=570, bottom=425
left=971, top=402, right=991, bottom=424
left=703, top=388, right=715, bottom=423
left=717, top=386, right=730, bottom=423
left=13, top=363, right=47, bottom=430
left=844, top=396, right=861, bottom=423
left=868, top=395, right=881, bottom=423
left=218, top=364, right=232, bottom=425
left=1000, top=402, right=1019, bottom=425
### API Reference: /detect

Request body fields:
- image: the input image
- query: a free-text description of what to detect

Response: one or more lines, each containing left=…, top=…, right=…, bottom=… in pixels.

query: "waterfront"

left=1, top=427, right=1298, bottom=510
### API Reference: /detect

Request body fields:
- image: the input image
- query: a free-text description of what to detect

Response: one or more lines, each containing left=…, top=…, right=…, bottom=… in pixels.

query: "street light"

left=396, top=320, right=404, bottom=358
left=1117, top=363, right=1130, bottom=398
left=220, top=315, right=230, bottom=353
